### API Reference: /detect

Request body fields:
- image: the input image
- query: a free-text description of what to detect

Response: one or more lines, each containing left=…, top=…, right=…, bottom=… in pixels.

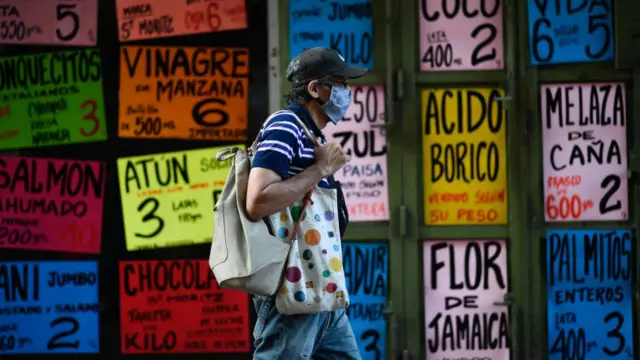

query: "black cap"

left=286, top=47, right=368, bottom=85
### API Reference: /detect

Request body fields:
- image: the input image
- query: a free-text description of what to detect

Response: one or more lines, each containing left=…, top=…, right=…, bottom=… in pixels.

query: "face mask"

left=321, top=85, right=351, bottom=124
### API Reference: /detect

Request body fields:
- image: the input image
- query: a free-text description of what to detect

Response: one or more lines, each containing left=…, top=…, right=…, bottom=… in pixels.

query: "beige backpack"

left=209, top=111, right=318, bottom=296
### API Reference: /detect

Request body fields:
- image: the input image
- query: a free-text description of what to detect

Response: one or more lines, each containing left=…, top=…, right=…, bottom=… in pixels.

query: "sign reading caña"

left=0, top=49, right=107, bottom=150
left=117, top=146, right=241, bottom=251
left=541, top=83, right=627, bottom=222
left=0, top=156, right=105, bottom=254
left=424, top=240, right=510, bottom=360
left=546, top=230, right=634, bottom=359
left=0, top=0, right=97, bottom=45
left=528, top=0, right=613, bottom=64
left=323, top=85, right=388, bottom=221
left=119, top=46, right=249, bottom=141
left=116, top=0, right=247, bottom=42
left=421, top=88, right=507, bottom=225
left=0, top=261, right=99, bottom=354
left=119, top=260, right=250, bottom=353
left=343, top=243, right=388, bottom=360
left=289, top=0, right=373, bottom=67
left=419, top=0, right=504, bottom=71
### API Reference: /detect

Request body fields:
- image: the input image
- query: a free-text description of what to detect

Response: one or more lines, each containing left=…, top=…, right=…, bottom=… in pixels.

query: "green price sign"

left=0, top=49, right=107, bottom=150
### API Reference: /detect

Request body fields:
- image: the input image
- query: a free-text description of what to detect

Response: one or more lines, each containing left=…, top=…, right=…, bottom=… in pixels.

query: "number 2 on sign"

left=135, top=197, right=164, bottom=238
left=80, top=100, right=100, bottom=137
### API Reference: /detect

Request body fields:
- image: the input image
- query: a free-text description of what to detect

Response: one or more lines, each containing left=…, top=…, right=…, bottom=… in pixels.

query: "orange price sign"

left=118, top=46, right=249, bottom=141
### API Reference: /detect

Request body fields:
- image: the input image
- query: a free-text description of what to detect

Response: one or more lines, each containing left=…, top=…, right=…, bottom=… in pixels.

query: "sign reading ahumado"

left=0, top=49, right=107, bottom=150
left=289, top=0, right=373, bottom=68
left=0, top=261, right=99, bottom=354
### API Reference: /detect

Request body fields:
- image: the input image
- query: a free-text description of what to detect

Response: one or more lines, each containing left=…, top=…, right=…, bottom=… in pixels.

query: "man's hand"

left=314, top=142, right=351, bottom=177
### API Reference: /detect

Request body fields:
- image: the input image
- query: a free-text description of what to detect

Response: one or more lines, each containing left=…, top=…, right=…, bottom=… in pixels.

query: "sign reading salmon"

left=119, top=46, right=249, bottom=141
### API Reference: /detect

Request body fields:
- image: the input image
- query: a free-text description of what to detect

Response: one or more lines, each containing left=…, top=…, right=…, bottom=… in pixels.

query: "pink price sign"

left=541, top=82, right=628, bottom=222
left=418, top=0, right=504, bottom=71
left=0, top=156, right=105, bottom=253
left=323, top=85, right=389, bottom=222
left=423, top=240, right=510, bottom=360
left=0, top=0, right=97, bottom=45
left=116, top=0, right=248, bottom=42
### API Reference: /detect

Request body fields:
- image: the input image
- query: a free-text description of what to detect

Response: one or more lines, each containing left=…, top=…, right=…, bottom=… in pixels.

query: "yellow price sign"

left=117, top=146, right=243, bottom=251
left=421, top=88, right=507, bottom=225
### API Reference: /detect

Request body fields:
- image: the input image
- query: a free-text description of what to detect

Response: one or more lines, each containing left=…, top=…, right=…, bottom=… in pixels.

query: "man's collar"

left=287, top=103, right=324, bottom=140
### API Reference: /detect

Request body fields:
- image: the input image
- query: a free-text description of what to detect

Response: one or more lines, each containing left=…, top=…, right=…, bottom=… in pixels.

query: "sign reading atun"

left=0, top=49, right=106, bottom=150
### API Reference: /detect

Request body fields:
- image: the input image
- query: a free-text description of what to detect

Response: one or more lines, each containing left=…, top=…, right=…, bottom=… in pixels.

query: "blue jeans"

left=252, top=296, right=362, bottom=359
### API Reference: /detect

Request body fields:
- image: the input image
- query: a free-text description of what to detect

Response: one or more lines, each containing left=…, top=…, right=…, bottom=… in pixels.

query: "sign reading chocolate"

left=541, top=82, right=628, bottom=222
left=0, top=155, right=105, bottom=253
left=421, top=88, right=508, bottom=225
left=119, top=46, right=249, bottom=141
left=0, top=261, right=99, bottom=354
left=0, top=49, right=107, bottom=150
left=323, top=85, right=388, bottom=221
left=116, top=0, right=247, bottom=42
left=117, top=146, right=242, bottom=251
left=119, top=260, right=250, bottom=353
left=0, top=0, right=98, bottom=45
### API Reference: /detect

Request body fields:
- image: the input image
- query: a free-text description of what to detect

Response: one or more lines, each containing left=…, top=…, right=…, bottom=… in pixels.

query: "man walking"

left=245, top=47, right=367, bottom=359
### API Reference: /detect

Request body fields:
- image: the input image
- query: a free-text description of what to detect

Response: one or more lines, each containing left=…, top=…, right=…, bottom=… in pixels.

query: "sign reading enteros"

left=421, top=88, right=507, bottom=225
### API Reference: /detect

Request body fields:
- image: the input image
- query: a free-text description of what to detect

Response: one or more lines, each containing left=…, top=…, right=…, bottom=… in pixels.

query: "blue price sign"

left=343, top=242, right=387, bottom=360
left=528, top=0, right=614, bottom=64
left=289, top=0, right=374, bottom=67
left=546, top=230, right=634, bottom=359
left=0, top=261, right=99, bottom=354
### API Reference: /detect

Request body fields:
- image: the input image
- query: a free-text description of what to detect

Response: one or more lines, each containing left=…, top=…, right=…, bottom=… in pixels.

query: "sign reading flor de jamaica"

left=423, top=240, right=510, bottom=360
left=117, top=146, right=243, bottom=251
left=119, top=260, right=250, bottom=354
left=116, top=0, right=247, bottom=42
left=119, top=46, right=249, bottom=141
left=546, top=230, right=634, bottom=359
left=323, top=85, right=389, bottom=221
left=0, top=49, right=107, bottom=150
left=0, top=0, right=98, bottom=46
left=289, top=0, right=373, bottom=68
left=0, top=261, right=99, bottom=354
left=541, top=82, right=628, bottom=222
left=0, top=155, right=105, bottom=254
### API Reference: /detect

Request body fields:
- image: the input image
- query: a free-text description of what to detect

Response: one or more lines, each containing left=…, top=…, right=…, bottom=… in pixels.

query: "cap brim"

left=335, top=65, right=368, bottom=79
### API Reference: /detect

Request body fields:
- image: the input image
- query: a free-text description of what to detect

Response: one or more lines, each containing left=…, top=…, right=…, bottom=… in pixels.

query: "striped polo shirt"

left=252, top=104, right=330, bottom=188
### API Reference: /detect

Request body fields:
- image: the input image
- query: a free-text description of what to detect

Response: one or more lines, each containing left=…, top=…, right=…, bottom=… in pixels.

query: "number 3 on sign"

left=135, top=197, right=165, bottom=238
left=80, top=100, right=100, bottom=137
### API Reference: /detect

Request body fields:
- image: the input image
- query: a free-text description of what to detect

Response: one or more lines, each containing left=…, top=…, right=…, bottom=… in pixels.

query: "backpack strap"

left=247, top=110, right=320, bottom=157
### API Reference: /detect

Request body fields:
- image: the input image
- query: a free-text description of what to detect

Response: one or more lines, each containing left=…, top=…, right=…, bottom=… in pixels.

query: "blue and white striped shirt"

left=252, top=105, right=330, bottom=188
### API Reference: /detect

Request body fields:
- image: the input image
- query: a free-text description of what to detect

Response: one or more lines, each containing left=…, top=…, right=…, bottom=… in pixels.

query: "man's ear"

left=307, top=80, right=320, bottom=99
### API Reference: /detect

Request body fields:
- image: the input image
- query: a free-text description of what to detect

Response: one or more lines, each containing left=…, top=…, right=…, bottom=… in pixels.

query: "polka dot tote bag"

left=270, top=186, right=350, bottom=315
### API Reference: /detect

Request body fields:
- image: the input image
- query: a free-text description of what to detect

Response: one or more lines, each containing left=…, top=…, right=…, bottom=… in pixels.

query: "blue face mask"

left=321, top=85, right=352, bottom=124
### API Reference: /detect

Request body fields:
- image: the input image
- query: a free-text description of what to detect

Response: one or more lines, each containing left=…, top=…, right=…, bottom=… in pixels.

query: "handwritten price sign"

left=541, top=83, right=628, bottom=222
left=116, top=0, right=247, bottom=42
left=0, top=0, right=97, bottom=45
left=0, top=49, right=106, bottom=150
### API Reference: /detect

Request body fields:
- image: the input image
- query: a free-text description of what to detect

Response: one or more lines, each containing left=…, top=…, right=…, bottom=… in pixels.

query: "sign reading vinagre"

left=0, top=261, right=99, bottom=354
left=116, top=0, right=247, bottom=42
left=289, top=0, right=373, bottom=67
left=421, top=88, right=507, bottom=225
left=546, top=230, right=633, bottom=359
left=424, top=240, right=510, bottom=360
left=343, top=243, right=388, bottom=360
left=119, top=260, right=250, bottom=353
left=541, top=83, right=627, bottom=222
left=117, top=146, right=242, bottom=251
left=419, top=0, right=504, bottom=71
left=0, top=0, right=98, bottom=45
left=0, top=155, right=105, bottom=253
left=0, top=49, right=107, bottom=150
left=323, top=85, right=388, bottom=221
left=119, top=46, right=249, bottom=141
left=528, top=0, right=614, bottom=64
